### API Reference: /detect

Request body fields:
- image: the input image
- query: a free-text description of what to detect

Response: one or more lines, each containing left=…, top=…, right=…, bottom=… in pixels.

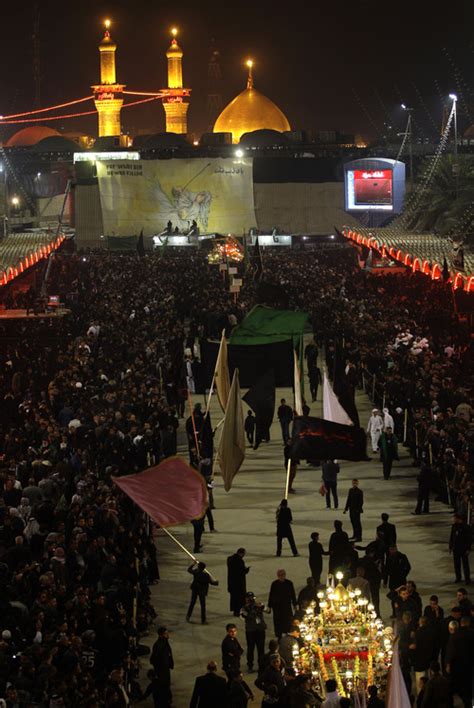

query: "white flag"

left=323, top=372, right=353, bottom=426
left=294, top=350, right=303, bottom=416
left=387, top=638, right=412, bottom=708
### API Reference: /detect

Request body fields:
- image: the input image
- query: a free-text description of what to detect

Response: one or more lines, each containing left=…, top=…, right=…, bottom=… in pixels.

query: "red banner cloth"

left=113, top=456, right=208, bottom=527
left=323, top=651, right=369, bottom=662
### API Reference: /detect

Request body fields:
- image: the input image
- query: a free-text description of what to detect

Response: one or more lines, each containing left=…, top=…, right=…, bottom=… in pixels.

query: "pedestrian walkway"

left=144, top=375, right=456, bottom=707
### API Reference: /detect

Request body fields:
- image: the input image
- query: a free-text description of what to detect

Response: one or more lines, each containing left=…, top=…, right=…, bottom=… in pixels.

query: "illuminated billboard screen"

left=346, top=168, right=394, bottom=211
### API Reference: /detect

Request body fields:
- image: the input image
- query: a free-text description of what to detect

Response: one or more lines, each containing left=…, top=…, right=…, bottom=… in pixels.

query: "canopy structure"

left=230, top=305, right=308, bottom=347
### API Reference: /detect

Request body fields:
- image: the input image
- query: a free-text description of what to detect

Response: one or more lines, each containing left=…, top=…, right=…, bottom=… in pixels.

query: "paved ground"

left=141, top=364, right=457, bottom=707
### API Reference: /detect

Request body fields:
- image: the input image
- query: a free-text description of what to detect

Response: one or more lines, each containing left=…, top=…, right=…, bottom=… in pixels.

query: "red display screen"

left=353, top=169, right=393, bottom=205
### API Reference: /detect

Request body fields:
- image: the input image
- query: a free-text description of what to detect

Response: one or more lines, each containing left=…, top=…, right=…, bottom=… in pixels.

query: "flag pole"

left=187, top=391, right=201, bottom=459
left=160, top=527, right=217, bottom=582
left=284, top=458, right=292, bottom=500
left=205, top=329, right=226, bottom=417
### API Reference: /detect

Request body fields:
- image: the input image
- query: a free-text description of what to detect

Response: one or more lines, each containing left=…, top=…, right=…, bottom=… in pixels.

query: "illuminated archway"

left=412, top=258, right=422, bottom=273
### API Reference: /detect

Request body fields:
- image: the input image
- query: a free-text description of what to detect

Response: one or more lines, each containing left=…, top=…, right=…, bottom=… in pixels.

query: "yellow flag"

left=214, top=329, right=231, bottom=414
left=294, top=350, right=303, bottom=416
left=216, top=369, right=245, bottom=492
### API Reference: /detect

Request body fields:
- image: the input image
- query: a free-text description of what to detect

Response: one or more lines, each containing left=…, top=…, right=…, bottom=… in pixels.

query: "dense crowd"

left=0, top=246, right=472, bottom=707
left=259, top=249, right=473, bottom=535
left=0, top=252, right=244, bottom=706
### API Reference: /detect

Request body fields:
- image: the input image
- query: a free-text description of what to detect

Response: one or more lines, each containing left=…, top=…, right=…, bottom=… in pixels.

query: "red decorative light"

left=432, top=263, right=442, bottom=280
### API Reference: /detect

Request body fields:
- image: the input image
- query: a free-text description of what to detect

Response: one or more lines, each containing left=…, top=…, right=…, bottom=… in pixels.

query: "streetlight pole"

left=401, top=104, right=414, bottom=187
left=449, top=93, right=459, bottom=196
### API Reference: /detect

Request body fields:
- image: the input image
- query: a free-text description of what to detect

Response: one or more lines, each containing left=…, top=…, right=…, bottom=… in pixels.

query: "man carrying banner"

left=276, top=499, right=299, bottom=557
left=186, top=561, right=219, bottom=624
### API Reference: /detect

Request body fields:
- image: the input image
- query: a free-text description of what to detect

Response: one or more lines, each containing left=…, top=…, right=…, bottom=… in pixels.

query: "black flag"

left=137, top=229, right=146, bottom=258
left=291, top=416, right=368, bottom=462
left=243, top=368, right=275, bottom=433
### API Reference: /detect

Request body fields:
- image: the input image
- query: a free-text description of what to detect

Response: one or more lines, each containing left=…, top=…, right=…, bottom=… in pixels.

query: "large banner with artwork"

left=96, top=157, right=255, bottom=236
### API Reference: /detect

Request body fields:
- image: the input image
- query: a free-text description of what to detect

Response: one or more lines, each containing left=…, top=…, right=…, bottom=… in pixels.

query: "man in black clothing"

left=276, top=499, right=298, bottom=557
left=383, top=545, right=411, bottom=589
left=424, top=594, right=444, bottom=623
left=421, top=661, right=451, bottom=708
left=244, top=410, right=255, bottom=446
left=440, top=606, right=463, bottom=670
left=150, top=626, right=174, bottom=708
left=343, top=478, right=364, bottom=541
left=308, top=364, right=322, bottom=403
left=328, top=520, right=350, bottom=575
left=255, top=654, right=286, bottom=696
left=227, top=548, right=250, bottom=617
left=359, top=548, right=383, bottom=617
left=446, top=616, right=474, bottom=707
left=189, top=660, right=228, bottom=708
left=186, top=561, right=219, bottom=624
left=308, top=532, right=327, bottom=585
left=228, top=670, right=254, bottom=706
left=277, top=399, right=293, bottom=443
left=322, top=460, right=340, bottom=510
left=191, top=516, right=205, bottom=554
left=383, top=546, right=411, bottom=614
left=376, top=513, right=397, bottom=563
left=413, top=465, right=431, bottom=515
left=221, top=623, right=244, bottom=678
left=297, top=577, right=319, bottom=613
left=240, top=592, right=267, bottom=672
left=449, top=514, right=471, bottom=584
left=367, top=685, right=385, bottom=708
left=304, top=339, right=319, bottom=370
left=267, top=569, right=297, bottom=638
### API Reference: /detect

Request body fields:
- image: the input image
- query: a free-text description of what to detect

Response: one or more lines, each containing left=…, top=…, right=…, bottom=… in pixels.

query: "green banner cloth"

left=107, top=235, right=138, bottom=252
left=230, top=305, right=308, bottom=347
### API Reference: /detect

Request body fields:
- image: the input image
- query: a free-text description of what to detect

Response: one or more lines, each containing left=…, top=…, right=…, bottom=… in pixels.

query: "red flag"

left=113, top=457, right=208, bottom=527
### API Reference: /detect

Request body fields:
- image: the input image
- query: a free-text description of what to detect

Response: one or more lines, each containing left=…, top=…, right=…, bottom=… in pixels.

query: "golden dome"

left=99, top=30, right=116, bottom=51
left=6, top=125, right=61, bottom=147
left=213, top=64, right=290, bottom=144
left=167, top=38, right=183, bottom=59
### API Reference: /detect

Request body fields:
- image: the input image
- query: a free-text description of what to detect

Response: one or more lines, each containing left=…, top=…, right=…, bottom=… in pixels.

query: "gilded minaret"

left=161, top=28, right=191, bottom=134
left=92, top=20, right=125, bottom=137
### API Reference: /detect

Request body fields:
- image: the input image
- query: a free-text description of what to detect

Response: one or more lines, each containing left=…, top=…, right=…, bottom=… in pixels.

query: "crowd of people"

left=0, top=245, right=472, bottom=707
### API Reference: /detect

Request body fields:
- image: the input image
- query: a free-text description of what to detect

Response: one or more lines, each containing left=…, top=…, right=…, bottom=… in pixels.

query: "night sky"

left=1, top=0, right=473, bottom=141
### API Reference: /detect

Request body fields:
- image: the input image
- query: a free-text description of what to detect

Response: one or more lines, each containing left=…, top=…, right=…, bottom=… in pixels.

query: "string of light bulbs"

left=123, top=90, right=165, bottom=97
left=0, top=96, right=94, bottom=121
left=0, top=94, right=163, bottom=124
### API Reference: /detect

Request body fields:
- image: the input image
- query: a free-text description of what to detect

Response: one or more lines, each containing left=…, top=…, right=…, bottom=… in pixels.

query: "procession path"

left=142, top=359, right=455, bottom=707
